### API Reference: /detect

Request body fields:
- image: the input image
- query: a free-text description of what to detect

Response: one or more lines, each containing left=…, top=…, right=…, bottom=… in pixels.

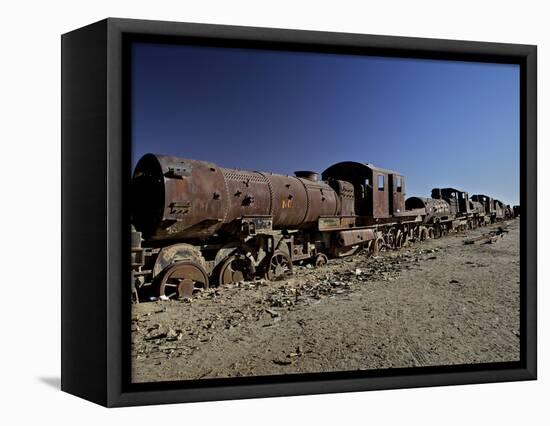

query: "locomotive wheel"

left=394, top=230, right=404, bottom=249
left=265, top=251, right=293, bottom=281
left=218, top=255, right=249, bottom=285
left=385, top=231, right=395, bottom=249
left=372, top=237, right=386, bottom=256
left=158, top=261, right=209, bottom=300
left=419, top=227, right=428, bottom=241
left=314, top=253, right=328, bottom=267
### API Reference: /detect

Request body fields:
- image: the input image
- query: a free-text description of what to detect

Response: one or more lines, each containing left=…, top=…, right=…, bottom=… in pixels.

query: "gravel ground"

left=131, top=219, right=520, bottom=383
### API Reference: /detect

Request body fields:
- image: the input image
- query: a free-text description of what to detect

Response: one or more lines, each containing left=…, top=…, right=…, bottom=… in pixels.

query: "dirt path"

left=131, top=219, right=520, bottom=383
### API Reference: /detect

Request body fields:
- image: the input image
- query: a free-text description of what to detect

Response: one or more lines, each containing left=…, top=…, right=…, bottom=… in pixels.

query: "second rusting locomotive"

left=131, top=154, right=512, bottom=301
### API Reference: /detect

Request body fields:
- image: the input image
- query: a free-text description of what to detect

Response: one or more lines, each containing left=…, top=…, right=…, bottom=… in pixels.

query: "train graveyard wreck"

left=129, top=154, right=520, bottom=381
left=130, top=154, right=518, bottom=302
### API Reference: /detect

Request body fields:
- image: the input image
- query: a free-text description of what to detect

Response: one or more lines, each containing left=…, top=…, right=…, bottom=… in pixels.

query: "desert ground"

left=131, top=219, right=520, bottom=383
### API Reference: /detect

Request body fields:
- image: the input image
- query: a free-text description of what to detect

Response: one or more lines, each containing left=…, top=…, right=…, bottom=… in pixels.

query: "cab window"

left=377, top=174, right=384, bottom=191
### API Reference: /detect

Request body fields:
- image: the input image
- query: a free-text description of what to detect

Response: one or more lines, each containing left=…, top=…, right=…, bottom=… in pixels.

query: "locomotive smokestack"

left=295, top=171, right=318, bottom=181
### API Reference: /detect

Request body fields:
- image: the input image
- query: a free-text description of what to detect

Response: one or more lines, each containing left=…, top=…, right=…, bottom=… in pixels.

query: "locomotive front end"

left=132, top=154, right=229, bottom=241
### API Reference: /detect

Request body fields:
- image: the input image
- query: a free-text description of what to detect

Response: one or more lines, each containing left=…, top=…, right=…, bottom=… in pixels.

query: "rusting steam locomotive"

left=131, top=154, right=512, bottom=301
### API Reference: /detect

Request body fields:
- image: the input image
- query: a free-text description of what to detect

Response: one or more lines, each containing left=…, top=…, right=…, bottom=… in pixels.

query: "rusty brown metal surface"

left=389, top=173, right=405, bottom=214
left=314, top=253, right=328, bottom=267
left=372, top=170, right=389, bottom=218
left=318, top=216, right=356, bottom=231
left=321, top=161, right=370, bottom=216
left=322, top=161, right=405, bottom=220
left=469, top=200, right=485, bottom=216
left=157, top=261, right=209, bottom=300
left=133, top=154, right=341, bottom=241
left=472, top=194, right=495, bottom=215
left=405, top=197, right=451, bottom=223
left=328, top=180, right=355, bottom=216
left=218, top=255, right=250, bottom=285
left=132, top=154, right=228, bottom=240
left=431, top=188, right=471, bottom=216
left=337, top=228, right=376, bottom=247
left=493, top=199, right=505, bottom=220
left=152, top=243, right=207, bottom=278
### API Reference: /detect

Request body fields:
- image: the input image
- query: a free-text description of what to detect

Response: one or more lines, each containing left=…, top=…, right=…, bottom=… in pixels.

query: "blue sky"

left=132, top=42, right=519, bottom=205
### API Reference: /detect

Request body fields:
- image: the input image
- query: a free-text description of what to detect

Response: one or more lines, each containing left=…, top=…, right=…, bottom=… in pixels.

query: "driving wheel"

left=158, top=261, right=209, bottom=300
left=265, top=251, right=293, bottom=281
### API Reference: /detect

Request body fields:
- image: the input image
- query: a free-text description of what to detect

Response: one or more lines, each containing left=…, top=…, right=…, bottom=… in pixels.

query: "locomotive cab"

left=431, top=188, right=471, bottom=216
left=493, top=199, right=505, bottom=220
left=322, top=161, right=405, bottom=223
left=471, top=194, right=495, bottom=215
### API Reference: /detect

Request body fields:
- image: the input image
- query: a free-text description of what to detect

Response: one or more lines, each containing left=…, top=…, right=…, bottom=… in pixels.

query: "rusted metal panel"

left=221, top=168, right=273, bottom=226
left=405, top=196, right=450, bottom=223
left=301, top=179, right=339, bottom=226
left=265, top=173, right=309, bottom=228
left=322, top=161, right=370, bottom=216
left=327, top=179, right=355, bottom=216
left=372, top=170, right=390, bottom=218
left=318, top=216, right=356, bottom=231
left=132, top=154, right=228, bottom=240
left=472, top=194, right=495, bottom=215
left=469, top=200, right=485, bottom=216
left=493, top=199, right=505, bottom=220
left=389, top=173, right=405, bottom=214
left=504, top=205, right=514, bottom=219
left=337, top=228, right=376, bottom=247
left=152, top=243, right=207, bottom=278
left=240, top=215, right=273, bottom=235
left=432, top=188, right=471, bottom=216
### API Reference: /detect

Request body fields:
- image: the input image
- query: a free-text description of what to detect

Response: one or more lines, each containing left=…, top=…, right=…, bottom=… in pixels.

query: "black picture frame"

left=61, top=17, right=537, bottom=407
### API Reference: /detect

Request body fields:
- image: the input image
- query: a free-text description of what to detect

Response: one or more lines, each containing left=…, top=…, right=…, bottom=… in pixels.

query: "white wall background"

left=1, top=0, right=546, bottom=423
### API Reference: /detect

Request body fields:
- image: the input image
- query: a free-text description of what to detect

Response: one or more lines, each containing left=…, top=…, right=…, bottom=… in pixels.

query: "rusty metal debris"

left=463, top=226, right=510, bottom=245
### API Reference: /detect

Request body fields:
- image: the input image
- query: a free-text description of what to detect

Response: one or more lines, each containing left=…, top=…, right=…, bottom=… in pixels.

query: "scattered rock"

left=265, top=308, right=280, bottom=318
left=273, top=358, right=293, bottom=365
left=144, top=331, right=167, bottom=341
left=166, top=328, right=183, bottom=341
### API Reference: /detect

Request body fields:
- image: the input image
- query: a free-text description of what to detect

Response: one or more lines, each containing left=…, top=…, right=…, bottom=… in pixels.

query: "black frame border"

left=61, top=18, right=537, bottom=407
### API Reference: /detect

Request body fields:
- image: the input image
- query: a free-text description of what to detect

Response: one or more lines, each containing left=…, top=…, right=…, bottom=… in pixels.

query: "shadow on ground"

left=38, top=377, right=60, bottom=390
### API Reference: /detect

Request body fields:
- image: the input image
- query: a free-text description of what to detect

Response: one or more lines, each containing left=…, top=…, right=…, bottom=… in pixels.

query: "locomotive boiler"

left=132, top=154, right=348, bottom=241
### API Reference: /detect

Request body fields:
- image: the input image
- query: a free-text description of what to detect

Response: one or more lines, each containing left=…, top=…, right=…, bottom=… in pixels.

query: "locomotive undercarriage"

left=131, top=213, right=500, bottom=302
left=132, top=227, right=330, bottom=301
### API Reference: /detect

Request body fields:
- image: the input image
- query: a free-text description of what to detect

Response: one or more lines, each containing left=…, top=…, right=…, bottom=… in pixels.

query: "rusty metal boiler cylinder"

left=131, top=154, right=340, bottom=241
